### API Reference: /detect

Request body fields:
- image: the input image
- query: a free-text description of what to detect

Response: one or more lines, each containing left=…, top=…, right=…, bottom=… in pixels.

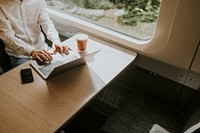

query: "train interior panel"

left=0, top=0, right=200, bottom=133
left=48, top=0, right=200, bottom=132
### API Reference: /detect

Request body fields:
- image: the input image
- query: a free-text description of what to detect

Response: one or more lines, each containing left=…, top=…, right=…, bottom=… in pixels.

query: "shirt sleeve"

left=0, top=8, right=35, bottom=56
left=38, top=0, right=62, bottom=45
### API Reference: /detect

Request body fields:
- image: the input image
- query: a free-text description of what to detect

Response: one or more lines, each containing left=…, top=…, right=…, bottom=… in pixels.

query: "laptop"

left=30, top=49, right=100, bottom=79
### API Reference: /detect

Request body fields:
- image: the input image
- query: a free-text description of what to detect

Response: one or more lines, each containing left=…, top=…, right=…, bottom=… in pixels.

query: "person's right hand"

left=53, top=44, right=70, bottom=55
left=31, top=49, right=53, bottom=62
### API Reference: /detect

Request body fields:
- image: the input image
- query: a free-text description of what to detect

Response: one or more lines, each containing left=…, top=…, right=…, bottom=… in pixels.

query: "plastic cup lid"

left=76, top=33, right=88, bottom=41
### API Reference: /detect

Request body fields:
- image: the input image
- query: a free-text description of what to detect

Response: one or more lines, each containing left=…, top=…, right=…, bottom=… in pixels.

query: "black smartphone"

left=20, top=68, right=34, bottom=84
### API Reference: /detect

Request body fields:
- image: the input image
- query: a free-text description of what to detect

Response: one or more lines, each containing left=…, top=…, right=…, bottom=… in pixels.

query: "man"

left=0, top=0, right=70, bottom=68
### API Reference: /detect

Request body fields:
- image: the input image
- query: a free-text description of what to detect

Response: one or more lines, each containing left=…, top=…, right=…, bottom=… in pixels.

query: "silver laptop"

left=30, top=49, right=100, bottom=79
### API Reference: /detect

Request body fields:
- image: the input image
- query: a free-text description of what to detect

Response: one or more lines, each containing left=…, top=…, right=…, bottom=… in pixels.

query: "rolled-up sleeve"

left=0, top=8, right=35, bottom=56
left=38, top=0, right=61, bottom=45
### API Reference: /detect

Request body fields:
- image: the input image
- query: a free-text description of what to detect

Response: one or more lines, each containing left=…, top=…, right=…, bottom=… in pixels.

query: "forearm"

left=1, top=30, right=35, bottom=56
left=40, top=21, right=61, bottom=45
left=0, top=8, right=35, bottom=56
left=38, top=0, right=61, bottom=45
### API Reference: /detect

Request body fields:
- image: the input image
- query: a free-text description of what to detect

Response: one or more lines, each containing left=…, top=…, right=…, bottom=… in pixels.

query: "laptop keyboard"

left=38, top=55, right=78, bottom=76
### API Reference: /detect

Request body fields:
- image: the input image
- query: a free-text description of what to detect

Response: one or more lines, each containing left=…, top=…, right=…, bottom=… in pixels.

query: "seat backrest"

left=0, top=39, right=12, bottom=72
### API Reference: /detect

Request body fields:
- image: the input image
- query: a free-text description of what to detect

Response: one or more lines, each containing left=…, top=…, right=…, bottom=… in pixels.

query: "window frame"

left=47, top=0, right=176, bottom=53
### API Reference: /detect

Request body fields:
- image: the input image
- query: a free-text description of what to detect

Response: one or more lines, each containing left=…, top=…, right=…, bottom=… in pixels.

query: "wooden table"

left=0, top=36, right=137, bottom=133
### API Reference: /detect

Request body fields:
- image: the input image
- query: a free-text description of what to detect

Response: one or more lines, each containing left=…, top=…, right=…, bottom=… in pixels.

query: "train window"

left=45, top=0, right=161, bottom=42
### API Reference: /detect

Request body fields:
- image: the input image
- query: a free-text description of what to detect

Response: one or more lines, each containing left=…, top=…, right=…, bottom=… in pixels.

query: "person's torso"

left=1, top=0, right=42, bottom=44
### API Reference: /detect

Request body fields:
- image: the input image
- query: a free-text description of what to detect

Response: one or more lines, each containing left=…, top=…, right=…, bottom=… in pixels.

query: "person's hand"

left=53, top=44, right=70, bottom=54
left=31, top=49, right=52, bottom=62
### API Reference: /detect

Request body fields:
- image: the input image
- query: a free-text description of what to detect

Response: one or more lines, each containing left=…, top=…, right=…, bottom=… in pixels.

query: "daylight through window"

left=45, top=0, right=161, bottom=41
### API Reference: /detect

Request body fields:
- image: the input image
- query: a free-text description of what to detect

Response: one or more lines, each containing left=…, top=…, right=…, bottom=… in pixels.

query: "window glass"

left=45, top=0, right=161, bottom=41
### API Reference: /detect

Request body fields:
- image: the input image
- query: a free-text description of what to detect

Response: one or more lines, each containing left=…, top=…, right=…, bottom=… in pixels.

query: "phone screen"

left=20, top=68, right=34, bottom=84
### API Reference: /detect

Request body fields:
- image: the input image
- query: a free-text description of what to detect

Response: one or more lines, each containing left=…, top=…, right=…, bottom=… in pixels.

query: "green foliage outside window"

left=82, top=0, right=161, bottom=26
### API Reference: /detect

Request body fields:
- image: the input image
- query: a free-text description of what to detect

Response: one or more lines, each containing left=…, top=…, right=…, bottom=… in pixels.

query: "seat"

left=0, top=39, right=12, bottom=73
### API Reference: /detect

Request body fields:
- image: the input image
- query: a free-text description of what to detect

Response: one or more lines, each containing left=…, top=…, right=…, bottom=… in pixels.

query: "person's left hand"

left=53, top=44, right=70, bottom=54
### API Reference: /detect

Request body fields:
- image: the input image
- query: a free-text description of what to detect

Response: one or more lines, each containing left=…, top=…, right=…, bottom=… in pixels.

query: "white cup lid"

left=76, top=33, right=88, bottom=41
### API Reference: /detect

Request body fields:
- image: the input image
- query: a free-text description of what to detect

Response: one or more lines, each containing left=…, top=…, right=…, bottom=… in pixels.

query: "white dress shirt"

left=0, top=0, right=61, bottom=58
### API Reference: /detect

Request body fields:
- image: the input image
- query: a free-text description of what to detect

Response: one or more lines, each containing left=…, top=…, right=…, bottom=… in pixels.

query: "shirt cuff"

left=53, top=39, right=62, bottom=45
left=24, top=45, right=36, bottom=55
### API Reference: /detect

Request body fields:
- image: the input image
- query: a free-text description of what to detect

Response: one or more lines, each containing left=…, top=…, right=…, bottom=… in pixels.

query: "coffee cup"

left=76, top=33, right=89, bottom=52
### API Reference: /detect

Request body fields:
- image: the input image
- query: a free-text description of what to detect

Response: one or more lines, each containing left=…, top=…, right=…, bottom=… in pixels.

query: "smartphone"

left=20, top=68, right=34, bottom=84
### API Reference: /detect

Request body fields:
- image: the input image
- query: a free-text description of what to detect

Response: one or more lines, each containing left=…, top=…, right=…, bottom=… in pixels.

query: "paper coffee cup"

left=76, top=33, right=88, bottom=52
